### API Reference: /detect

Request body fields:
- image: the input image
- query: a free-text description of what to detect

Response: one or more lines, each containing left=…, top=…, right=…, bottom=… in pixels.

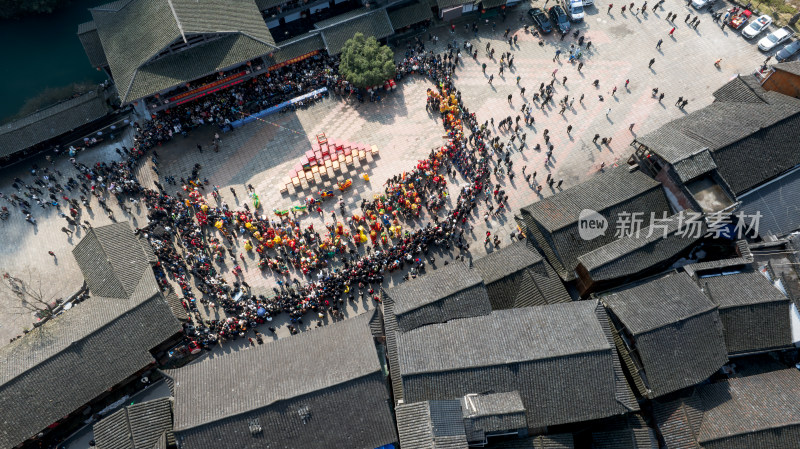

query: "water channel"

left=0, top=0, right=110, bottom=122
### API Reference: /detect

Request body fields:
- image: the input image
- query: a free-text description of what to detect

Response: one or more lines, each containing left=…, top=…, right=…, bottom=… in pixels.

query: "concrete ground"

left=0, top=0, right=771, bottom=346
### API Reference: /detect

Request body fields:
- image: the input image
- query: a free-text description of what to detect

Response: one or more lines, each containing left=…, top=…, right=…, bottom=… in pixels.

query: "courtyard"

left=0, top=0, right=772, bottom=344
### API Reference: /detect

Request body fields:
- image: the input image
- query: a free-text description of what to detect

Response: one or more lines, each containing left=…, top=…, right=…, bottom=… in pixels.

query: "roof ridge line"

left=315, top=8, right=383, bottom=30
left=90, top=0, right=136, bottom=12
left=404, top=346, right=612, bottom=375
left=0, top=91, right=99, bottom=133
left=635, top=305, right=719, bottom=335
left=0, top=291, right=159, bottom=388
left=174, top=371, right=381, bottom=432
left=238, top=32, right=279, bottom=50
left=166, top=0, right=187, bottom=43
left=549, top=185, right=662, bottom=232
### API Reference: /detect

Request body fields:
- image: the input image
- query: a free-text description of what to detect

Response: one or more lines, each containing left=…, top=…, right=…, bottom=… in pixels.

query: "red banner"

left=169, top=71, right=247, bottom=102
left=174, top=78, right=246, bottom=106
left=267, top=51, right=320, bottom=72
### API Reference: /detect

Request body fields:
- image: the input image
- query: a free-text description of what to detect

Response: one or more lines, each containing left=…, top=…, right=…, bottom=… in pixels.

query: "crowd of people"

left=128, top=43, right=517, bottom=346
left=133, top=54, right=339, bottom=151
left=3, top=2, right=706, bottom=345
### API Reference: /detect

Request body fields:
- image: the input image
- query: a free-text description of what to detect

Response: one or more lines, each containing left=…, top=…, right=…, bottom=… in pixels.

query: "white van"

left=563, top=0, right=585, bottom=21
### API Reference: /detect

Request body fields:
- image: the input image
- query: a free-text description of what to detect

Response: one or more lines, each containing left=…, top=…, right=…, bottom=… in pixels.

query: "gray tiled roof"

left=93, top=397, right=174, bottom=449
left=385, top=262, right=491, bottom=332
left=773, top=60, right=800, bottom=77
left=438, top=0, right=468, bottom=8
left=480, top=0, right=507, bottom=8
left=255, top=0, right=285, bottom=10
left=319, top=9, right=395, bottom=55
left=462, top=391, right=527, bottom=439
left=396, top=392, right=527, bottom=449
left=0, top=271, right=181, bottom=449
left=77, top=21, right=109, bottom=68
left=671, top=149, right=717, bottom=183
left=164, top=290, right=189, bottom=321
left=273, top=32, right=325, bottom=64
left=91, top=0, right=276, bottom=104
left=314, top=7, right=371, bottom=28
left=699, top=270, right=792, bottom=354
left=388, top=2, right=432, bottom=30
left=738, top=165, right=800, bottom=238
left=520, top=165, right=671, bottom=281
left=490, top=434, right=575, bottom=449
left=168, top=310, right=397, bottom=449
left=473, top=241, right=571, bottom=309
left=637, top=76, right=800, bottom=196
left=0, top=90, right=110, bottom=159
left=655, top=369, right=800, bottom=449
left=126, top=33, right=275, bottom=104
left=590, top=414, right=658, bottom=449
left=577, top=214, right=703, bottom=283
left=382, top=295, right=405, bottom=403
left=712, top=75, right=771, bottom=103
left=600, top=272, right=728, bottom=397
left=395, top=401, right=469, bottom=449
left=652, top=390, right=704, bottom=449
left=72, top=222, right=152, bottom=298
left=396, top=301, right=636, bottom=429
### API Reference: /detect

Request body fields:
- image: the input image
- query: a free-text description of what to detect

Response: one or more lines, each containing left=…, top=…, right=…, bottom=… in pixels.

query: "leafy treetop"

left=338, top=32, right=396, bottom=89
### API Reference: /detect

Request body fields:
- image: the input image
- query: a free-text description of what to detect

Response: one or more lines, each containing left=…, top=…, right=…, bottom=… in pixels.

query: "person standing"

left=669, top=27, right=675, bottom=36
left=608, top=3, right=613, bottom=12
left=656, top=38, right=663, bottom=49
left=593, top=133, right=600, bottom=143
left=649, top=58, right=656, bottom=68
left=629, top=123, right=635, bottom=131
left=675, top=96, right=683, bottom=106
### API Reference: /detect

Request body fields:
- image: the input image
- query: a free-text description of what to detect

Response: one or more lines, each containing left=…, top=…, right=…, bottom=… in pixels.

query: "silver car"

left=777, top=40, right=800, bottom=61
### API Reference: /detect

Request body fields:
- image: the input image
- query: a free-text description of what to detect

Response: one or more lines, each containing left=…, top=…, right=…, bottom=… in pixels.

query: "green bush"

left=338, top=33, right=396, bottom=89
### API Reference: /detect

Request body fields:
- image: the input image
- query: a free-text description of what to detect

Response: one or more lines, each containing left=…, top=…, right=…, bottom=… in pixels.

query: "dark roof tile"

left=319, top=9, right=395, bottom=55
left=600, top=272, right=729, bottom=397
left=94, top=397, right=174, bottom=449
left=396, top=301, right=636, bottom=428
left=385, top=262, right=491, bottom=332
left=168, top=310, right=397, bottom=449
left=0, top=90, right=110, bottom=158
left=577, top=214, right=704, bottom=282
left=520, top=166, right=671, bottom=281
left=389, top=2, right=432, bottom=30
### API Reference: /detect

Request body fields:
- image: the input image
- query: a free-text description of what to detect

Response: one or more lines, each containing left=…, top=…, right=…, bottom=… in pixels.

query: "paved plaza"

left=0, top=0, right=771, bottom=344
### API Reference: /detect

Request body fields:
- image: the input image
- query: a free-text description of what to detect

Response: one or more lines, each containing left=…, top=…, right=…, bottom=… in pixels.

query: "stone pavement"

left=0, top=0, right=771, bottom=344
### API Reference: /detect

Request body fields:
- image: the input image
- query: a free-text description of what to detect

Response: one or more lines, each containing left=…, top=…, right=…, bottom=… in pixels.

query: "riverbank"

left=0, top=0, right=108, bottom=122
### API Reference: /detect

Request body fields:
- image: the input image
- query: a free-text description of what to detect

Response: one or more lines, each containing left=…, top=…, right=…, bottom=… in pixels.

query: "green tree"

left=338, top=33, right=396, bottom=89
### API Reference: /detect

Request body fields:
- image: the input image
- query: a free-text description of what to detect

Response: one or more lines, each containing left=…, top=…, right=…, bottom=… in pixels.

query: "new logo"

left=578, top=209, right=608, bottom=240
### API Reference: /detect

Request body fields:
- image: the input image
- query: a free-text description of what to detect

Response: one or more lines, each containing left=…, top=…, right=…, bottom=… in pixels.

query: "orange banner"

left=169, top=71, right=247, bottom=102
left=267, top=51, right=320, bottom=72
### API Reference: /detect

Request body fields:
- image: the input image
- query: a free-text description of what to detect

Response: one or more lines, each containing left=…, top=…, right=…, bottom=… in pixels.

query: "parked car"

left=562, top=0, right=585, bottom=21
left=528, top=7, right=554, bottom=33
left=742, top=14, right=772, bottom=39
left=727, top=8, right=751, bottom=30
left=691, top=0, right=715, bottom=10
left=758, top=26, right=794, bottom=51
left=549, top=5, right=571, bottom=33
left=777, top=40, right=800, bottom=61
left=583, top=0, right=594, bottom=7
